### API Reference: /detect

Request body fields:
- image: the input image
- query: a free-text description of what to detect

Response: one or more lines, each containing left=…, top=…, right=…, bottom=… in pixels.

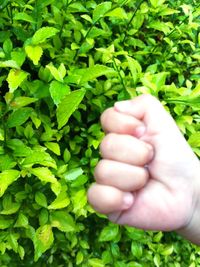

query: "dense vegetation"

left=0, top=0, right=200, bottom=266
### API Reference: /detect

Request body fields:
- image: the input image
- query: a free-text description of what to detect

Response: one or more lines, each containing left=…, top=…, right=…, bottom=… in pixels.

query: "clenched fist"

left=87, top=94, right=200, bottom=245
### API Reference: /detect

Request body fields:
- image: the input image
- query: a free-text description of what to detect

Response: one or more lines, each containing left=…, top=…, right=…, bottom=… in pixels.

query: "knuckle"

left=94, top=160, right=107, bottom=183
left=100, top=133, right=116, bottom=155
left=100, top=108, right=113, bottom=128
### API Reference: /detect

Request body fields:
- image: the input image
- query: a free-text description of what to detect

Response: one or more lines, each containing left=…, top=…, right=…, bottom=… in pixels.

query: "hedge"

left=0, top=0, right=200, bottom=266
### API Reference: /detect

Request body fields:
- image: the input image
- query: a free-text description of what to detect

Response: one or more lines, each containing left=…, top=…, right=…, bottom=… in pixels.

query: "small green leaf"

left=14, top=213, right=29, bottom=228
left=7, top=139, right=32, bottom=157
left=149, top=0, right=166, bottom=8
left=99, top=223, right=119, bottom=242
left=105, top=7, right=128, bottom=19
left=0, top=170, right=20, bottom=197
left=148, top=21, right=171, bottom=34
left=131, top=242, right=143, bottom=259
left=88, top=258, right=104, bottom=267
left=10, top=96, right=38, bottom=108
left=14, top=12, right=35, bottom=23
left=30, top=167, right=57, bottom=184
left=44, top=142, right=61, bottom=155
left=46, top=63, right=64, bottom=82
left=22, top=150, right=57, bottom=169
left=25, top=45, right=43, bottom=65
left=49, top=80, right=70, bottom=106
left=0, top=216, right=14, bottom=229
left=50, top=211, right=76, bottom=232
left=35, top=192, right=48, bottom=208
left=189, top=132, right=200, bottom=147
left=93, top=2, right=112, bottom=23
left=0, top=60, right=20, bottom=69
left=80, top=65, right=115, bottom=84
left=7, top=108, right=33, bottom=128
left=34, top=225, right=54, bottom=261
left=7, top=69, right=28, bottom=92
left=32, top=27, right=59, bottom=45
left=1, top=195, right=20, bottom=215
left=64, top=168, right=83, bottom=181
left=48, top=190, right=70, bottom=209
left=56, top=89, right=85, bottom=129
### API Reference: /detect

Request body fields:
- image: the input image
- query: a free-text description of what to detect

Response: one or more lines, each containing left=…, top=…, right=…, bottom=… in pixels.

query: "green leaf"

left=48, top=190, right=70, bottom=209
left=0, top=216, right=14, bottom=229
left=14, top=213, right=29, bottom=228
left=25, top=45, right=43, bottom=65
left=131, top=242, right=143, bottom=259
left=7, top=107, right=33, bottom=128
left=149, top=0, right=166, bottom=8
left=188, top=132, right=200, bottom=148
left=34, top=225, right=54, bottom=261
left=50, top=211, right=76, bottom=232
left=99, top=224, right=119, bottom=242
left=71, top=189, right=87, bottom=216
left=56, top=89, right=85, bottom=129
left=7, top=233, right=19, bottom=252
left=7, top=139, right=32, bottom=157
left=44, top=142, right=61, bottom=155
left=32, top=27, right=59, bottom=45
left=13, top=12, right=35, bottom=23
left=0, top=170, right=20, bottom=197
left=148, top=21, right=171, bottom=34
left=35, top=192, right=48, bottom=208
left=0, top=60, right=20, bottom=69
left=105, top=7, right=128, bottom=19
left=10, top=96, right=38, bottom=108
left=30, top=167, right=57, bottom=184
left=22, top=150, right=57, bottom=169
left=7, top=69, right=28, bottom=92
left=11, top=50, right=26, bottom=67
left=46, top=63, right=64, bottom=82
left=93, top=2, right=112, bottom=23
left=64, top=168, right=83, bottom=181
left=1, top=195, right=20, bottom=215
left=49, top=80, right=70, bottom=106
left=88, top=258, right=104, bottom=267
left=80, top=65, right=115, bottom=84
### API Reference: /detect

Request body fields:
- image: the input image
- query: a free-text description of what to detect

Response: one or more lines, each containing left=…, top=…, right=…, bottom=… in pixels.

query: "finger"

left=94, top=159, right=149, bottom=191
left=87, top=183, right=134, bottom=214
left=114, top=94, right=181, bottom=136
left=100, top=133, right=154, bottom=166
left=100, top=107, right=145, bottom=137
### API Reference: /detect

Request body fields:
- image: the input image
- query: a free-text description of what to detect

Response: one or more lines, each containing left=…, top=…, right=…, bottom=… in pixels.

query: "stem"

left=113, top=57, right=126, bottom=92
left=146, top=2, right=200, bottom=63
left=122, top=0, right=144, bottom=43
left=74, top=1, right=130, bottom=61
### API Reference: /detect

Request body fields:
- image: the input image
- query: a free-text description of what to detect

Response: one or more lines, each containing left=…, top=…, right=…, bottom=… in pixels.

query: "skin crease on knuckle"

left=94, top=159, right=149, bottom=191
left=100, top=133, right=153, bottom=166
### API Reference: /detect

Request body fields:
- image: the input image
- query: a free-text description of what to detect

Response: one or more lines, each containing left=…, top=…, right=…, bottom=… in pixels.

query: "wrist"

left=176, top=166, right=200, bottom=245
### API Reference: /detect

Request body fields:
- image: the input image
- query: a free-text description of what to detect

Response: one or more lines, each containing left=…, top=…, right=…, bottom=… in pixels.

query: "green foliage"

left=0, top=0, right=199, bottom=266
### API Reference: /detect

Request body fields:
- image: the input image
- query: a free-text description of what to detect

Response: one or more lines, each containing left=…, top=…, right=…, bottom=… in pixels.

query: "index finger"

left=100, top=107, right=146, bottom=138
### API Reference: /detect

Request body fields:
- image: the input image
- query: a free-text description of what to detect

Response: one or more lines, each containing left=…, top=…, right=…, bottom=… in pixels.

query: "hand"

left=87, top=95, right=200, bottom=237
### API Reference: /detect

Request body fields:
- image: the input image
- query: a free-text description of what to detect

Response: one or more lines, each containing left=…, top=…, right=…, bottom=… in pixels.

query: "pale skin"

left=87, top=94, right=200, bottom=245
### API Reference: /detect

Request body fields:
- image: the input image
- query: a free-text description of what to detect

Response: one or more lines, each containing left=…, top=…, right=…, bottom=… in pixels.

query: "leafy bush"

left=0, top=0, right=200, bottom=266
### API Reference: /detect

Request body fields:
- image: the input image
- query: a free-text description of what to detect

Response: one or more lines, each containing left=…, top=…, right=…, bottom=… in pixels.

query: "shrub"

left=0, top=0, right=200, bottom=266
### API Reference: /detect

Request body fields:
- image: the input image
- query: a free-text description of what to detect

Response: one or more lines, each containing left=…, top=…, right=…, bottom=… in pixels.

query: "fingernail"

left=122, top=193, right=134, bottom=210
left=134, top=125, right=146, bottom=137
